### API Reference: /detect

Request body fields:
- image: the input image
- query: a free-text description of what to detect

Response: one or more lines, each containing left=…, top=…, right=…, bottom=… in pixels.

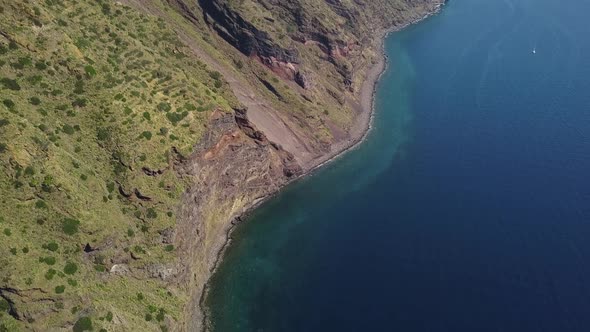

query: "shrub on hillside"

left=45, top=269, right=57, bottom=280
left=74, top=80, right=84, bottom=94
left=30, top=97, right=41, bottom=105
left=209, top=71, right=221, bottom=80
left=140, top=131, right=152, bottom=140
left=62, top=218, right=80, bottom=235
left=40, top=256, right=56, bottom=265
left=24, top=166, right=35, bottom=175
left=146, top=208, right=157, bottom=218
left=2, top=99, right=14, bottom=109
left=166, top=111, right=188, bottom=125
left=157, top=102, right=171, bottom=112
left=97, top=127, right=111, bottom=141
left=35, top=200, right=47, bottom=209
left=72, top=98, right=87, bottom=107
left=43, top=242, right=59, bottom=252
left=63, top=124, right=75, bottom=135
left=64, top=261, right=78, bottom=275
left=84, top=65, right=97, bottom=77
left=0, top=119, right=10, bottom=128
left=73, top=316, right=92, bottom=332
left=156, top=308, right=166, bottom=322
left=35, top=61, right=47, bottom=70
left=0, top=298, right=9, bottom=313
left=0, top=78, right=20, bottom=90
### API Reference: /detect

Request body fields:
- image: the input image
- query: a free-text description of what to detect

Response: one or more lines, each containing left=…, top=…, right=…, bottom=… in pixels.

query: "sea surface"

left=206, top=0, right=590, bottom=330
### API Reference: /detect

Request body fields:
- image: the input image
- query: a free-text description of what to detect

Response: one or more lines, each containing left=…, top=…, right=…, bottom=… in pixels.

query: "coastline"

left=294, top=1, right=447, bottom=174
left=196, top=3, right=445, bottom=331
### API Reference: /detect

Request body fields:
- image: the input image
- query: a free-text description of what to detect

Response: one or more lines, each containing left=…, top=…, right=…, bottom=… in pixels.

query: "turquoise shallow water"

left=206, top=0, right=590, bottom=331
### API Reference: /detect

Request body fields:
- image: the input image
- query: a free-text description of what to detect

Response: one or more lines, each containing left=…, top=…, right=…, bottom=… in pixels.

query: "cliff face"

left=173, top=108, right=301, bottom=331
left=0, top=0, right=442, bottom=331
left=198, top=0, right=299, bottom=65
left=197, top=0, right=440, bottom=88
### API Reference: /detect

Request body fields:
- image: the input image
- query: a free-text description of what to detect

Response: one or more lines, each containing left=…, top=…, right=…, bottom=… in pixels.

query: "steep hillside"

left=0, top=0, right=442, bottom=331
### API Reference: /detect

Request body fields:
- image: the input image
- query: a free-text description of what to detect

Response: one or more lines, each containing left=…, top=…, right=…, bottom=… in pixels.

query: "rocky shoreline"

left=195, top=2, right=446, bottom=331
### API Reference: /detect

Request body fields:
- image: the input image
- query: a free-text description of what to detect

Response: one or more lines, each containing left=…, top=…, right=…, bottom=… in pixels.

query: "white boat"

left=532, top=47, right=536, bottom=54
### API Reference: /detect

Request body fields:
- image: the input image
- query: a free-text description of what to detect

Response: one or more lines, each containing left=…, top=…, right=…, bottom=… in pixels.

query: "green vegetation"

left=55, top=285, right=65, bottom=294
left=157, top=102, right=171, bottom=112
left=62, top=218, right=80, bottom=235
left=0, top=77, right=20, bottom=90
left=43, top=242, right=59, bottom=252
left=29, top=96, right=41, bottom=105
left=84, top=65, right=97, bottom=77
left=0, top=299, right=9, bottom=313
left=0, top=0, right=237, bottom=330
left=45, top=269, right=57, bottom=280
left=64, top=262, right=78, bottom=275
left=40, top=256, right=56, bottom=265
left=73, top=317, right=92, bottom=332
left=2, top=99, right=14, bottom=109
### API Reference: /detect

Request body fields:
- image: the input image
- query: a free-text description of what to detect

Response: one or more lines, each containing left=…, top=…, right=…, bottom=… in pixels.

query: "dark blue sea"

left=206, top=0, right=590, bottom=330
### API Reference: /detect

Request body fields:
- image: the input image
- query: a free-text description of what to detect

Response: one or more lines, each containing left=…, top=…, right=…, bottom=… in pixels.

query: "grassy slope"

left=0, top=0, right=238, bottom=331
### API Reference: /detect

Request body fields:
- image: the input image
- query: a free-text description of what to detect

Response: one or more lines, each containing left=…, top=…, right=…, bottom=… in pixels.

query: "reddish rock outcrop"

left=171, top=108, right=301, bottom=331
